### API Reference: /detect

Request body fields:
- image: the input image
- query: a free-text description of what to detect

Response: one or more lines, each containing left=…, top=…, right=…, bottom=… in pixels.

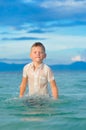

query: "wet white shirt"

left=23, top=62, right=54, bottom=96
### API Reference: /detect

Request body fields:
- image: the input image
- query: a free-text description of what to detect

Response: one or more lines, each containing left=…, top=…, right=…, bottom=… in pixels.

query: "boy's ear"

left=29, top=53, right=32, bottom=58
left=44, top=53, right=47, bottom=58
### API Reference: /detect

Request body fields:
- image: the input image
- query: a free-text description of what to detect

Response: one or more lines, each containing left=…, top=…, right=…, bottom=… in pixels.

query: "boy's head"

left=30, top=42, right=46, bottom=63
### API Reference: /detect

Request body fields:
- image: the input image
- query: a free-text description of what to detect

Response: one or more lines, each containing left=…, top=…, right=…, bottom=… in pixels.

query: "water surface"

left=0, top=71, right=86, bottom=130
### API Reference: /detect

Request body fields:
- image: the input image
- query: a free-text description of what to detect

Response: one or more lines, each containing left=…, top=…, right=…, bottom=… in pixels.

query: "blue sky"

left=0, top=0, right=86, bottom=64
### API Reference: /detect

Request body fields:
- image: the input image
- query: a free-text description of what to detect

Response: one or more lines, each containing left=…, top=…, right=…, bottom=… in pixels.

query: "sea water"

left=0, top=71, right=86, bottom=130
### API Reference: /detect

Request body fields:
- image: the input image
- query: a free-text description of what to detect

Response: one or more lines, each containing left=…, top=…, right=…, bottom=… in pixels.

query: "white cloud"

left=41, top=0, right=86, bottom=8
left=71, top=55, right=85, bottom=62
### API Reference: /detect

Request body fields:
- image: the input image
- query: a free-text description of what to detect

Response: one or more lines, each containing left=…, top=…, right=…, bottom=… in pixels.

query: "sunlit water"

left=0, top=71, right=86, bottom=130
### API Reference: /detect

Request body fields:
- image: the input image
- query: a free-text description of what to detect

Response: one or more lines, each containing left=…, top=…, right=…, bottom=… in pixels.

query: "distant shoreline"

left=0, top=61, right=86, bottom=71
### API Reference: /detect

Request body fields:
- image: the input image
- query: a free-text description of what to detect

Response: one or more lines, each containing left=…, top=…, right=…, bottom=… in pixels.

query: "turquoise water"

left=0, top=71, right=86, bottom=130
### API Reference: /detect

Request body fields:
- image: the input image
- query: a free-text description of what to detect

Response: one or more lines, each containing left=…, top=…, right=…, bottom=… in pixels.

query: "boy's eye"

left=33, top=51, right=37, bottom=54
left=33, top=51, right=43, bottom=54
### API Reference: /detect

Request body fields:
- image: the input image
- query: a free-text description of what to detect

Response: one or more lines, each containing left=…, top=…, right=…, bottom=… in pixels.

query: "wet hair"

left=31, top=42, right=46, bottom=52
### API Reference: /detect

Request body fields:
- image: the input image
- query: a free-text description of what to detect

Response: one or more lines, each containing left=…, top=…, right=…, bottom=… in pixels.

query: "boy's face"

left=30, top=46, right=46, bottom=63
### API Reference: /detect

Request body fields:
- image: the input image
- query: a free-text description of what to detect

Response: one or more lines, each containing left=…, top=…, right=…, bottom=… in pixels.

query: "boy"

left=19, top=42, right=58, bottom=99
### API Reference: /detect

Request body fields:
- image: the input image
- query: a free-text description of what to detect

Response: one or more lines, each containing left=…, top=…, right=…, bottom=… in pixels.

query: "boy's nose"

left=36, top=52, right=40, bottom=55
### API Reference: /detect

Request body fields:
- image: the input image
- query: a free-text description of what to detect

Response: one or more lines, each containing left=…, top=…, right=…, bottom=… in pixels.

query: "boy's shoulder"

left=44, top=63, right=49, bottom=68
left=43, top=63, right=52, bottom=71
left=23, top=62, right=32, bottom=70
left=25, top=62, right=31, bottom=66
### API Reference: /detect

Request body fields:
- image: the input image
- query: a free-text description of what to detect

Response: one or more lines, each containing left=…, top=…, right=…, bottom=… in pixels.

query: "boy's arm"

left=19, top=77, right=28, bottom=98
left=50, top=80, right=58, bottom=99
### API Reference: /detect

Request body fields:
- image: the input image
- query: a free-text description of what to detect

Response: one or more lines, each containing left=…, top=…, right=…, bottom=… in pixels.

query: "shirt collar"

left=30, top=62, right=44, bottom=70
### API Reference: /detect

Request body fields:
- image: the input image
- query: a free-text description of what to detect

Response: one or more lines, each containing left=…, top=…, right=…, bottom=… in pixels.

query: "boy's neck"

left=33, top=62, right=43, bottom=70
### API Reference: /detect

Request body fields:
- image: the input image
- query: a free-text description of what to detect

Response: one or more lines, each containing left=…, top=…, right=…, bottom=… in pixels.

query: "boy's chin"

left=36, top=60, right=42, bottom=63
